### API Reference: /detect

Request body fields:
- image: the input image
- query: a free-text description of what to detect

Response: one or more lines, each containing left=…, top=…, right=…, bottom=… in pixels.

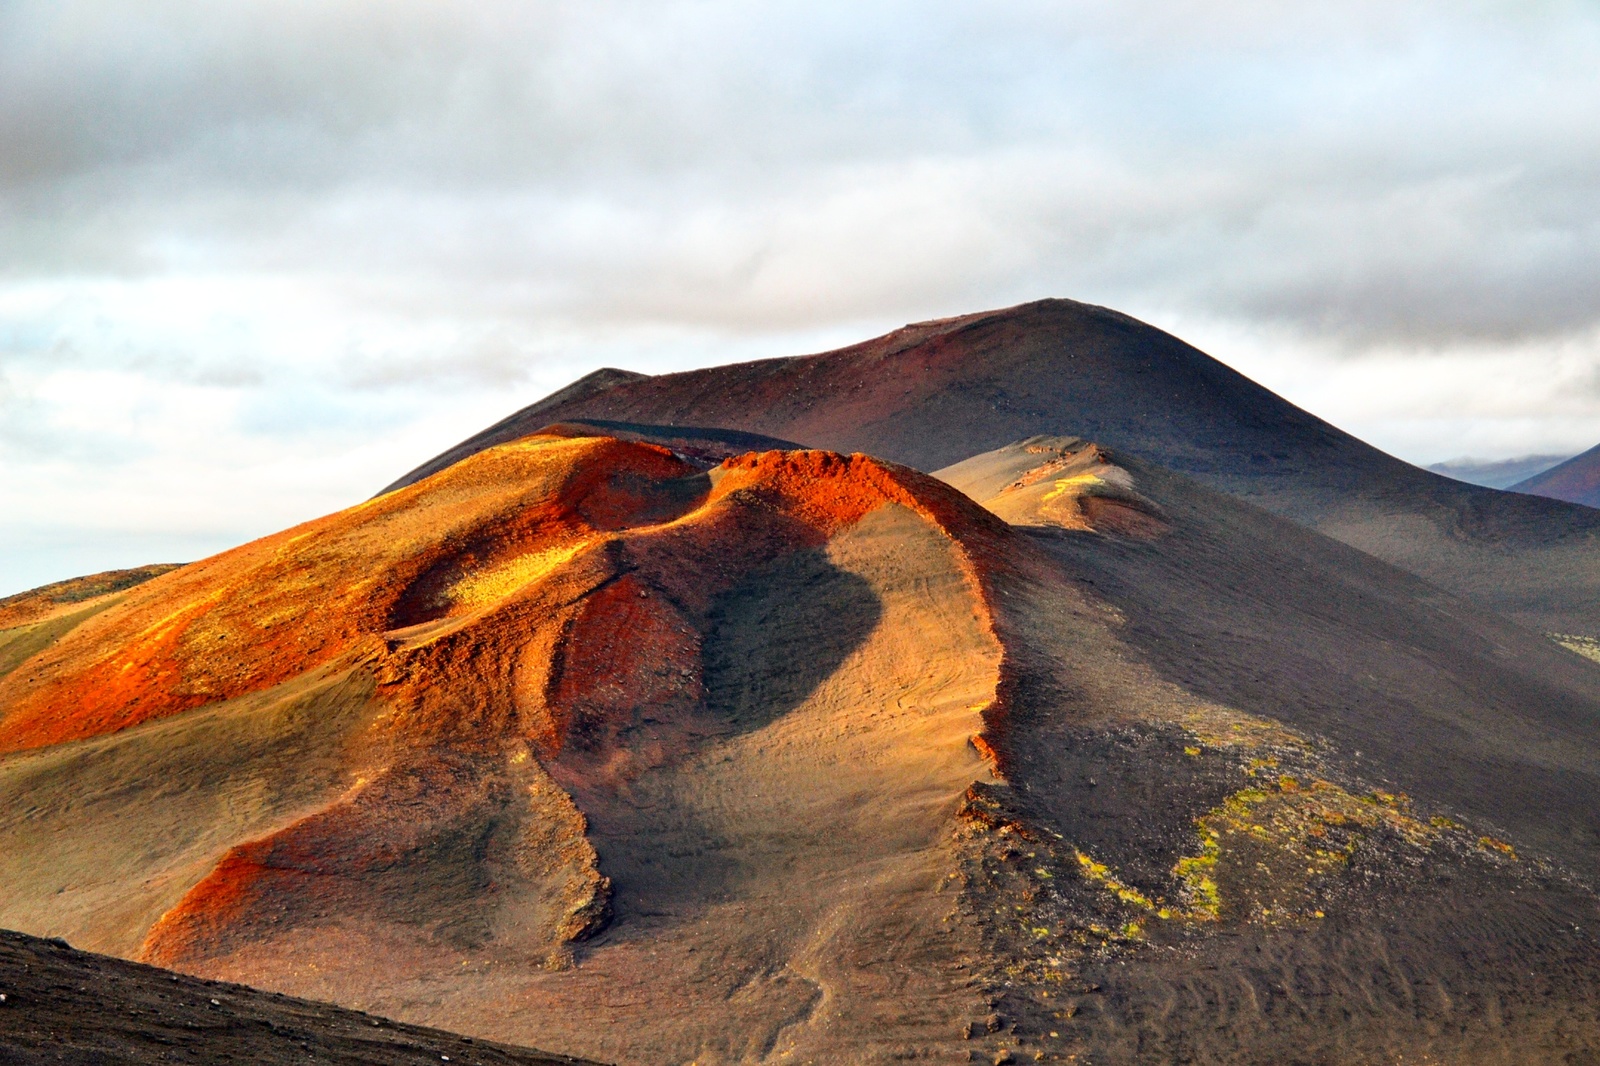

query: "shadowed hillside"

left=0, top=928, right=596, bottom=1065
left=389, top=299, right=1600, bottom=635
left=933, top=437, right=1600, bottom=1062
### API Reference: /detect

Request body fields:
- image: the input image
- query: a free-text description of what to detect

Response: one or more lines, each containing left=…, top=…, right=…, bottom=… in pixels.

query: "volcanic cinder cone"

left=1, top=428, right=1015, bottom=1062
left=5, top=415, right=1600, bottom=1064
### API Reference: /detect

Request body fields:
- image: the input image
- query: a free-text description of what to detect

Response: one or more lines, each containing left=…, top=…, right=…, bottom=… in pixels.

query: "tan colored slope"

left=936, top=433, right=1168, bottom=538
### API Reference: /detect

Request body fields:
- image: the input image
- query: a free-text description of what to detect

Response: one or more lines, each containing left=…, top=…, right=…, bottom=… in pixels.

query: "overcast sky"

left=4, top=1, right=1600, bottom=595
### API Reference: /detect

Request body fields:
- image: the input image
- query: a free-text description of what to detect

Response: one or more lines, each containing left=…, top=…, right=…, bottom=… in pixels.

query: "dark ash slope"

left=0, top=929, right=599, bottom=1066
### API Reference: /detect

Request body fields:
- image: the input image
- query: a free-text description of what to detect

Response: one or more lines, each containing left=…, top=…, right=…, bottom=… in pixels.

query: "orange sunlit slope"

left=0, top=428, right=1015, bottom=987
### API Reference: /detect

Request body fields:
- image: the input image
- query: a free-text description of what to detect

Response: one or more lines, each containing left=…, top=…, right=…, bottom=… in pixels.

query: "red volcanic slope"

left=0, top=428, right=1015, bottom=974
left=1512, top=441, right=1600, bottom=509
left=384, top=299, right=1600, bottom=633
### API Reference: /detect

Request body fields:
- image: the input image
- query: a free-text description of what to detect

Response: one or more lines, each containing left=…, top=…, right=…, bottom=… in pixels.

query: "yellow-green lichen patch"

left=1176, top=777, right=1440, bottom=925
left=1074, top=849, right=1157, bottom=912
left=951, top=782, right=1154, bottom=990
left=1172, top=829, right=1222, bottom=920
left=1478, top=835, right=1517, bottom=860
left=1173, top=702, right=1307, bottom=752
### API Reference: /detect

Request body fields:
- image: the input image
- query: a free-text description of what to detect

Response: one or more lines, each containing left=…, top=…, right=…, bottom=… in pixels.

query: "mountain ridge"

left=387, top=298, right=1600, bottom=635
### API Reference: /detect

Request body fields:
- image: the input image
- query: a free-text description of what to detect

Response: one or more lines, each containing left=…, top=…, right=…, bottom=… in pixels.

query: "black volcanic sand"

left=972, top=830, right=1600, bottom=1063
left=925, top=439, right=1600, bottom=1063
left=0, top=930, right=599, bottom=1066
left=1027, top=455, right=1600, bottom=886
left=953, top=723, right=1600, bottom=1063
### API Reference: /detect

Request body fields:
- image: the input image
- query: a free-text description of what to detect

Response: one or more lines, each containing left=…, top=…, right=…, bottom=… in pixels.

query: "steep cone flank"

left=399, top=298, right=1600, bottom=634
left=1512, top=440, right=1600, bottom=509
left=383, top=301, right=1334, bottom=489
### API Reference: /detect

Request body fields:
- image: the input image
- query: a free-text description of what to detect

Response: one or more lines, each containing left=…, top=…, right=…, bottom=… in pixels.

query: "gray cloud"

left=336, top=325, right=541, bottom=391
left=4, top=1, right=1597, bottom=346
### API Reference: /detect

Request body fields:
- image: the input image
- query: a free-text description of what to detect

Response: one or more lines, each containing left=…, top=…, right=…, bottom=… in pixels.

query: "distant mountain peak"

left=1509, top=441, right=1600, bottom=509
left=1426, top=453, right=1571, bottom=490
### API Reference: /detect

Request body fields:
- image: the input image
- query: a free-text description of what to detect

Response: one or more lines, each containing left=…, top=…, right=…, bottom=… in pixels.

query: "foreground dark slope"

left=0, top=928, right=595, bottom=1066
left=389, top=299, right=1600, bottom=634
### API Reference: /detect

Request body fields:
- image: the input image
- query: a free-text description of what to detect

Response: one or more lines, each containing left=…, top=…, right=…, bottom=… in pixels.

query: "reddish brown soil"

left=0, top=427, right=1022, bottom=1061
left=124, top=442, right=1016, bottom=977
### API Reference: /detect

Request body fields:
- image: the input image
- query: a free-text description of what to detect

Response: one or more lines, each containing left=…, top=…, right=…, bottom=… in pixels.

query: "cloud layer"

left=4, top=1, right=1600, bottom=592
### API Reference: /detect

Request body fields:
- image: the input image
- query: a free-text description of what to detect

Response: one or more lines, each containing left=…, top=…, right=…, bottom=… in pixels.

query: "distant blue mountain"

left=1427, top=454, right=1572, bottom=490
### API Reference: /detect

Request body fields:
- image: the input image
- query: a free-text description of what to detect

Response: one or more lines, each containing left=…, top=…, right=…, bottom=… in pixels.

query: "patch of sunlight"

left=1039, top=473, right=1105, bottom=505
left=446, top=540, right=594, bottom=610
left=1551, top=633, right=1600, bottom=663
